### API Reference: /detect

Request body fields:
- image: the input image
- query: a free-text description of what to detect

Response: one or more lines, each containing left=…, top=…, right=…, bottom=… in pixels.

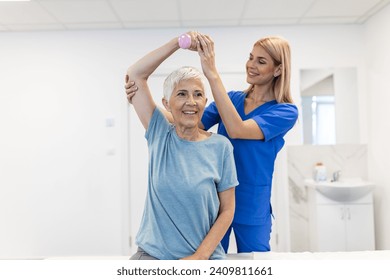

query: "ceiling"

left=0, top=0, right=389, bottom=32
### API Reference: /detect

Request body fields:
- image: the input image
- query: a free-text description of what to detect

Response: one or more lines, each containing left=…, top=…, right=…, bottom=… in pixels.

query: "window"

left=302, top=95, right=336, bottom=145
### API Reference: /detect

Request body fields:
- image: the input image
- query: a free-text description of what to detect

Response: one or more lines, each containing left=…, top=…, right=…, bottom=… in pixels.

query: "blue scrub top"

left=202, top=91, right=298, bottom=225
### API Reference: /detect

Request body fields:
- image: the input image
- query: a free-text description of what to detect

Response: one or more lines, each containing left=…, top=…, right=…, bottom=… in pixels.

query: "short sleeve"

left=201, top=101, right=221, bottom=130
left=201, top=91, right=243, bottom=130
left=252, top=103, right=298, bottom=142
left=145, top=107, right=171, bottom=144
left=217, top=142, right=239, bottom=192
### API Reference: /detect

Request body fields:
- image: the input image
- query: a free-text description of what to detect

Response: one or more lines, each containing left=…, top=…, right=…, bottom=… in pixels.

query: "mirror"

left=300, top=67, right=360, bottom=145
left=287, top=67, right=365, bottom=252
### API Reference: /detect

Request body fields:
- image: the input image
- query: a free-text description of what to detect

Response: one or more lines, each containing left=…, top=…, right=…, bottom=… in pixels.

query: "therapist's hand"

left=124, top=75, right=138, bottom=104
left=196, top=33, right=218, bottom=80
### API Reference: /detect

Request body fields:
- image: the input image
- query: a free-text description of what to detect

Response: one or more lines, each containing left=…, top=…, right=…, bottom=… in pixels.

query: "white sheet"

left=43, top=250, right=390, bottom=260
left=228, top=250, right=390, bottom=260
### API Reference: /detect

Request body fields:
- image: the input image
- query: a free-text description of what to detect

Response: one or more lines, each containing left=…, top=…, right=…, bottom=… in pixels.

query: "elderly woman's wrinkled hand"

left=180, top=253, right=208, bottom=260
left=184, top=31, right=201, bottom=51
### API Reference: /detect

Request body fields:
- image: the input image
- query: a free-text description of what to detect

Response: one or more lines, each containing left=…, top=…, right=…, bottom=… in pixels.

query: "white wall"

left=363, top=3, right=390, bottom=250
left=1, top=21, right=388, bottom=258
left=334, top=67, right=360, bottom=144
left=0, top=31, right=131, bottom=258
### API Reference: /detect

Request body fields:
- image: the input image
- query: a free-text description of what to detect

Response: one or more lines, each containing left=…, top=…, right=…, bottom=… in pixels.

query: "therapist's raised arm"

left=196, top=34, right=265, bottom=140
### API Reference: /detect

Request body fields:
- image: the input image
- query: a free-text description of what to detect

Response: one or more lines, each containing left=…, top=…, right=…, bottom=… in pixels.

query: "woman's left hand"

left=124, top=75, right=138, bottom=104
left=196, top=34, right=218, bottom=79
left=180, top=253, right=208, bottom=260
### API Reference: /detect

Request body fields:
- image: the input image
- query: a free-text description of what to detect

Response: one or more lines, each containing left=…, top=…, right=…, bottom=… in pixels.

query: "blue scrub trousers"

left=221, top=220, right=272, bottom=253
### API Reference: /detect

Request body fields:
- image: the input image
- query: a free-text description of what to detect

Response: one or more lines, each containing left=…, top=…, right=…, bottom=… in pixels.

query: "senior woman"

left=125, top=35, right=238, bottom=260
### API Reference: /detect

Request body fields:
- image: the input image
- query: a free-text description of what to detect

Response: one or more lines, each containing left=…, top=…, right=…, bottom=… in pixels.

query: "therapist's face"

left=246, top=45, right=281, bottom=86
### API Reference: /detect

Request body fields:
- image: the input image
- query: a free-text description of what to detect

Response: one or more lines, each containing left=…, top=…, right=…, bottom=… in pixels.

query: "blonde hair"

left=246, top=36, right=293, bottom=104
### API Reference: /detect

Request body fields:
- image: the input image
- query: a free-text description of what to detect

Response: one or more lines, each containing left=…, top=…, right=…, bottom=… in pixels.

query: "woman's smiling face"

left=164, top=78, right=207, bottom=130
left=246, top=45, right=280, bottom=86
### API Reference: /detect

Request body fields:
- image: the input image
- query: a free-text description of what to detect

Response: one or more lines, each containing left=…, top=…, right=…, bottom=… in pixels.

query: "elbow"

left=226, top=128, right=240, bottom=139
left=126, top=66, right=139, bottom=78
left=227, top=133, right=239, bottom=139
left=225, top=122, right=246, bottom=139
left=126, top=65, right=135, bottom=77
left=126, top=66, right=137, bottom=81
left=221, top=202, right=235, bottom=223
left=127, top=66, right=148, bottom=81
left=228, top=207, right=235, bottom=220
left=225, top=208, right=235, bottom=225
left=219, top=208, right=234, bottom=226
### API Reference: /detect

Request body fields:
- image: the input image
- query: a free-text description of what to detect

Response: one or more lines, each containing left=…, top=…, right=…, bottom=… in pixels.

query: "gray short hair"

left=163, top=66, right=207, bottom=101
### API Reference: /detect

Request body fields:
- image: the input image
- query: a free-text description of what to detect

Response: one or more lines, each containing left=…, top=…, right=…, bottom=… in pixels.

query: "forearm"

left=193, top=208, right=234, bottom=259
left=196, top=33, right=247, bottom=138
left=127, top=37, right=180, bottom=80
left=207, top=75, right=245, bottom=137
left=126, top=37, right=179, bottom=129
left=206, top=73, right=264, bottom=140
left=189, top=187, right=235, bottom=260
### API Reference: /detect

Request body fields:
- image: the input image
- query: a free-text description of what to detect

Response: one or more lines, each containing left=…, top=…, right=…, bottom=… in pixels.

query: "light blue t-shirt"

left=135, top=108, right=238, bottom=260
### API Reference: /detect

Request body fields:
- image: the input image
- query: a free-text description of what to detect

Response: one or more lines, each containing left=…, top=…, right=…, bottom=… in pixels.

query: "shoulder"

left=153, top=107, right=174, bottom=124
left=227, top=90, right=246, bottom=100
left=210, top=133, right=234, bottom=150
left=225, top=90, right=246, bottom=108
left=277, top=102, right=298, bottom=110
left=149, top=106, right=169, bottom=127
left=211, top=132, right=230, bottom=142
left=269, top=102, right=298, bottom=117
left=146, top=107, right=171, bottom=140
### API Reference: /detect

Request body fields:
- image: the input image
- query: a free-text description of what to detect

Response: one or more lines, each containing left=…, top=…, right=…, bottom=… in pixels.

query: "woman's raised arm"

left=196, top=34, right=265, bottom=140
left=126, top=32, right=199, bottom=128
left=125, top=38, right=180, bottom=130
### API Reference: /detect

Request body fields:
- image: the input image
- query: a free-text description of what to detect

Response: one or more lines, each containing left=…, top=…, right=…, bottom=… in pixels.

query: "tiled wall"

left=287, top=144, right=368, bottom=252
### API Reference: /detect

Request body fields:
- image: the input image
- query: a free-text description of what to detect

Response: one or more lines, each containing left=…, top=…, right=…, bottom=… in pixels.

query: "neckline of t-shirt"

left=170, top=126, right=215, bottom=144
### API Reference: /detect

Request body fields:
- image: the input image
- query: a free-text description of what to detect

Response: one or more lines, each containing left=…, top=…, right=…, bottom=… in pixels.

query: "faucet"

left=332, top=170, right=342, bottom=182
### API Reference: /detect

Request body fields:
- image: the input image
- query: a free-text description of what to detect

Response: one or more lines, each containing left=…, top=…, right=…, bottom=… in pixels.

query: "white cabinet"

left=307, top=183, right=375, bottom=252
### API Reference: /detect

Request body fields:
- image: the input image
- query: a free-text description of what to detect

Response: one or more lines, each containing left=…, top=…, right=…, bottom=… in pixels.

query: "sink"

left=304, top=177, right=375, bottom=201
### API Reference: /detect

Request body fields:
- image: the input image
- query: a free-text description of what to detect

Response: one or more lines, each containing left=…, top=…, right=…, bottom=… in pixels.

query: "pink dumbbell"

left=178, top=33, right=192, bottom=49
